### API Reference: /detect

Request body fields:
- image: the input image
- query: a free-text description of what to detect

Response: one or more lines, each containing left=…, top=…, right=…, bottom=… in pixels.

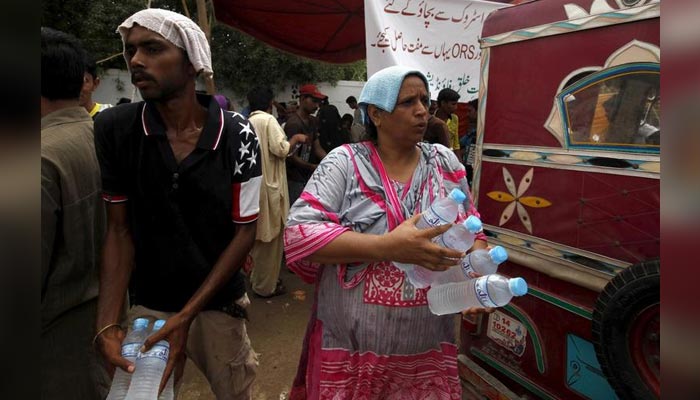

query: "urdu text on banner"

left=365, top=0, right=507, bottom=101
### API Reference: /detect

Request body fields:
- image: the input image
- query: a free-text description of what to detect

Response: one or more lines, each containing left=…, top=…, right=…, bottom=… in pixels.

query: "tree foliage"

left=41, top=0, right=161, bottom=68
left=210, top=24, right=366, bottom=95
left=41, top=0, right=366, bottom=97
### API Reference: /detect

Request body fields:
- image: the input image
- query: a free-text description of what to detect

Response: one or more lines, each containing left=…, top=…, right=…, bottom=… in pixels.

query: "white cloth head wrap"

left=117, top=8, right=213, bottom=77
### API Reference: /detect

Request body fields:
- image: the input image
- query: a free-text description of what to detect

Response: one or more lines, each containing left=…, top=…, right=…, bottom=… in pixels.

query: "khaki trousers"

left=127, top=304, right=258, bottom=400
left=249, top=234, right=284, bottom=296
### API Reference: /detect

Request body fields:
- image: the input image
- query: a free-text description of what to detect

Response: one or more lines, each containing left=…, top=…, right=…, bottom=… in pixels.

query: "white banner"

left=365, top=0, right=507, bottom=101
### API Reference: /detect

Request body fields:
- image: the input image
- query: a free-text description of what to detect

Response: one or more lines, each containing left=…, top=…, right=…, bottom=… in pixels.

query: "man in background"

left=435, top=88, right=461, bottom=157
left=79, top=56, right=113, bottom=119
left=247, top=86, right=307, bottom=298
left=284, top=84, right=327, bottom=204
left=346, top=95, right=365, bottom=142
left=41, top=27, right=109, bottom=399
left=424, top=113, right=451, bottom=148
left=318, top=97, right=349, bottom=152
left=461, top=99, right=479, bottom=184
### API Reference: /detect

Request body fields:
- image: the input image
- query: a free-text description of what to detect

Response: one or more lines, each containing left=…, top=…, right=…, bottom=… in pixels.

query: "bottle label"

left=422, top=205, right=447, bottom=227
left=121, top=342, right=141, bottom=358
left=136, top=343, right=169, bottom=362
left=461, top=255, right=478, bottom=279
left=474, top=278, right=498, bottom=308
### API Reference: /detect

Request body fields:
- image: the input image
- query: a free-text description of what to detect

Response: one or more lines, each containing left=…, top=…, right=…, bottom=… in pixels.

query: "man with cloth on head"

left=93, top=9, right=261, bottom=399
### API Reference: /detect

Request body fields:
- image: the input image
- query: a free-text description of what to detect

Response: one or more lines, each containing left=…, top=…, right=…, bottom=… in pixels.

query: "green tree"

left=210, top=23, right=366, bottom=95
left=41, top=0, right=166, bottom=69
left=41, top=0, right=366, bottom=96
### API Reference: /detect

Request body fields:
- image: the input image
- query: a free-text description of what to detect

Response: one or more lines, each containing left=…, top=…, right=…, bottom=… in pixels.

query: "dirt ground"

left=178, top=267, right=314, bottom=400
left=176, top=268, right=472, bottom=400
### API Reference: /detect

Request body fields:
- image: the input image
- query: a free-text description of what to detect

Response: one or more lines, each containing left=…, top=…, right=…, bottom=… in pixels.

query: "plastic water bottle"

left=434, top=215, right=482, bottom=249
left=395, top=188, right=466, bottom=285
left=427, top=274, right=527, bottom=315
left=158, top=375, right=174, bottom=400
left=155, top=324, right=174, bottom=400
left=410, top=215, right=483, bottom=288
left=125, top=319, right=170, bottom=400
left=106, top=318, right=150, bottom=400
left=415, top=188, right=466, bottom=229
left=432, top=246, right=508, bottom=286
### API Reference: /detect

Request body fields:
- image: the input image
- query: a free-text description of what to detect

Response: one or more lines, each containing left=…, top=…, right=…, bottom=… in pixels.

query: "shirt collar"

left=41, top=106, right=92, bottom=130
left=141, top=93, right=225, bottom=150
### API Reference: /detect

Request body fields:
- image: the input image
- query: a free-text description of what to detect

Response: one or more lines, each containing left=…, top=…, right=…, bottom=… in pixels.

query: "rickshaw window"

left=562, top=68, right=660, bottom=152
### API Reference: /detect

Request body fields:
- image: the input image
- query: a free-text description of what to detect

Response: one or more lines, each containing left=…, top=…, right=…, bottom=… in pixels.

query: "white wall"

left=93, top=69, right=144, bottom=105
left=275, top=80, right=365, bottom=118
left=93, top=69, right=365, bottom=118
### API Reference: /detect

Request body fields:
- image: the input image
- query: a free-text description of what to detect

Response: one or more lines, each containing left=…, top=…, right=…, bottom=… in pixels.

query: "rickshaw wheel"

left=591, top=259, right=660, bottom=400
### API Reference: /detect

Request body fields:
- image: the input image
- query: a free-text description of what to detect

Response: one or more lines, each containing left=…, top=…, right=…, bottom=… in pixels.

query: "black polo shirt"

left=94, top=95, right=262, bottom=312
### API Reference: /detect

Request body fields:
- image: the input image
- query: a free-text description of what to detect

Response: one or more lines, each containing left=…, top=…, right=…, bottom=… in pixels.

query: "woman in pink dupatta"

left=284, top=66, right=489, bottom=400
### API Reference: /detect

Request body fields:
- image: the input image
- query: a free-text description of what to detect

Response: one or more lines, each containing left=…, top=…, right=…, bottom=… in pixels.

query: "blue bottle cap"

left=489, top=246, right=508, bottom=264
left=448, top=188, right=467, bottom=203
left=509, top=277, right=528, bottom=296
left=132, top=318, right=149, bottom=330
left=463, top=215, right=483, bottom=233
left=153, top=319, right=167, bottom=331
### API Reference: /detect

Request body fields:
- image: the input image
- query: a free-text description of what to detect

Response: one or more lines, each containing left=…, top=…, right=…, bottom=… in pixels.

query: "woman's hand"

left=382, top=214, right=465, bottom=271
left=461, top=307, right=496, bottom=316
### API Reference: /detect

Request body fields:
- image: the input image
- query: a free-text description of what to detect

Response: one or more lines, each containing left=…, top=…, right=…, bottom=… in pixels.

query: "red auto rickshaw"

left=460, top=1, right=660, bottom=399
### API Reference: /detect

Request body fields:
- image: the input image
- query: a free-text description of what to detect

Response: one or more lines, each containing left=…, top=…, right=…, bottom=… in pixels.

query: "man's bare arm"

left=95, top=203, right=135, bottom=373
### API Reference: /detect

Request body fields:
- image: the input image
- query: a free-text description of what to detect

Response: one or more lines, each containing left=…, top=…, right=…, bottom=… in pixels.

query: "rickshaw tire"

left=591, top=259, right=660, bottom=400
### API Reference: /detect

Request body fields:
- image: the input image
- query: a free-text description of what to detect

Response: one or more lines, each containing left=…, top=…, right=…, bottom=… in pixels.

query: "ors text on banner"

left=365, top=0, right=507, bottom=101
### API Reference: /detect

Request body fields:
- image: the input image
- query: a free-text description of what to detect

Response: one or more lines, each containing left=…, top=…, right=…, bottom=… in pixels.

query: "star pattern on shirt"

left=239, top=122, right=254, bottom=140
left=246, top=149, right=258, bottom=167
left=233, top=160, right=244, bottom=176
left=231, top=115, right=260, bottom=175
left=239, top=140, right=251, bottom=160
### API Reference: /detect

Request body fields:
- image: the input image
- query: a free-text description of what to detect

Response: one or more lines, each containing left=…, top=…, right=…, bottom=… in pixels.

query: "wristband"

left=92, top=323, right=121, bottom=345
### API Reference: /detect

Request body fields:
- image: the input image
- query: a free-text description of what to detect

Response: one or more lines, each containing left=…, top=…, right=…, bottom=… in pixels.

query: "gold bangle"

left=93, top=323, right=121, bottom=345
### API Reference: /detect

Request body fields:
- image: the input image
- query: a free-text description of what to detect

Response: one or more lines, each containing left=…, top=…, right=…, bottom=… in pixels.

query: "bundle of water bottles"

left=106, top=319, right=174, bottom=400
left=395, top=188, right=528, bottom=315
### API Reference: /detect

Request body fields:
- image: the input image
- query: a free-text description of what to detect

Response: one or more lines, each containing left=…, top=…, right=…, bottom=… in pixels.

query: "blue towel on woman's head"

left=358, top=66, right=431, bottom=125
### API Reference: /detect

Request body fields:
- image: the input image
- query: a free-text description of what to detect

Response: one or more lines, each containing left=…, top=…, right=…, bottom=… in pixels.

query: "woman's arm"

left=307, top=214, right=466, bottom=271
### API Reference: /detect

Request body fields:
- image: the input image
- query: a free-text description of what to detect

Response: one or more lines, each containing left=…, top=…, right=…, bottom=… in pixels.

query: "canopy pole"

left=196, top=0, right=216, bottom=94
